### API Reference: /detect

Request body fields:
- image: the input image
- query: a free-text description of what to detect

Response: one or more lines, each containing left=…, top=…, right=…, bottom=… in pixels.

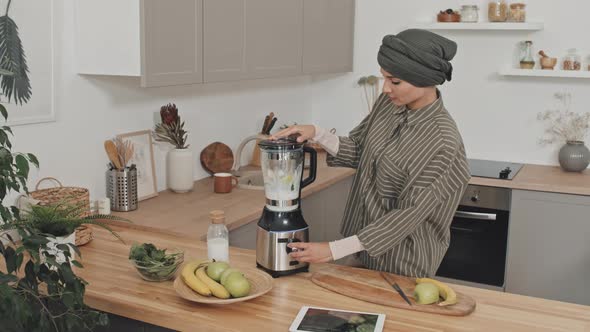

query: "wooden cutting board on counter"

left=311, top=264, right=476, bottom=316
left=200, top=142, right=234, bottom=175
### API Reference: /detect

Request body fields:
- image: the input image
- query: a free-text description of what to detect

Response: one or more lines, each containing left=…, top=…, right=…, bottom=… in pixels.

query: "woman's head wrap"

left=377, top=29, right=457, bottom=87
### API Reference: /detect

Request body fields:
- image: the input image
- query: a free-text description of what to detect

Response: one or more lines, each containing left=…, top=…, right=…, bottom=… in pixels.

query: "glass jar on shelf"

left=460, top=5, right=479, bottom=23
left=488, top=0, right=508, bottom=22
left=508, top=3, right=526, bottom=22
left=519, top=41, right=535, bottom=69
left=563, top=49, right=581, bottom=71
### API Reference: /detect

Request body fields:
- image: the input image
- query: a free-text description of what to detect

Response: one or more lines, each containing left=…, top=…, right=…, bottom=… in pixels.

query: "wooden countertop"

left=78, top=226, right=590, bottom=332
left=111, top=153, right=355, bottom=240
left=470, top=164, right=590, bottom=196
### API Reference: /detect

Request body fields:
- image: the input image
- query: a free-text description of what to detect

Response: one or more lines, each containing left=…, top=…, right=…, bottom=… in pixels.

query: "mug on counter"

left=214, top=173, right=238, bottom=194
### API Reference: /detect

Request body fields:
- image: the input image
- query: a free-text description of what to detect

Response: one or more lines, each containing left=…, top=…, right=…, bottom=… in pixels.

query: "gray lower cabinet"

left=203, top=0, right=303, bottom=82
left=141, top=0, right=203, bottom=87
left=228, top=220, right=258, bottom=250
left=229, top=176, right=352, bottom=249
left=506, top=189, right=590, bottom=305
left=303, top=0, right=355, bottom=74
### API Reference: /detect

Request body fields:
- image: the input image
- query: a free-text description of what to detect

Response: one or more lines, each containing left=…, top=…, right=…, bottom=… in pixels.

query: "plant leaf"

left=0, top=15, right=32, bottom=105
left=71, top=260, right=83, bottom=268
left=0, top=103, right=6, bottom=120
left=15, top=154, right=29, bottom=177
left=4, top=246, right=16, bottom=273
left=27, top=153, right=39, bottom=167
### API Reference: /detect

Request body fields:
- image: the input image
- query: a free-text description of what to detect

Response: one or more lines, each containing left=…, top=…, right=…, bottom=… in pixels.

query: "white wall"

left=311, top=0, right=590, bottom=166
left=8, top=0, right=312, bottom=202
left=6, top=0, right=590, bottom=206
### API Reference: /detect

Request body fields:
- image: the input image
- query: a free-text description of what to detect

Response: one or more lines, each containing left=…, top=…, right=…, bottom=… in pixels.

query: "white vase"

left=40, top=232, right=76, bottom=266
left=167, top=148, right=195, bottom=193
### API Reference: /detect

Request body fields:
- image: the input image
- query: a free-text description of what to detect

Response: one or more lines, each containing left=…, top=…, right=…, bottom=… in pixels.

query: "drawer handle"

left=454, top=211, right=497, bottom=221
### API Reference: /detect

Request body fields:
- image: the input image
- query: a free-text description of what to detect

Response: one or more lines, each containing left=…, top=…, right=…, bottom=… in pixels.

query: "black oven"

left=436, top=185, right=510, bottom=289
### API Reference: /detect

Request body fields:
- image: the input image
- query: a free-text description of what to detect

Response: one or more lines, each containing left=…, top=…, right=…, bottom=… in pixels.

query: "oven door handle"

left=454, top=211, right=497, bottom=221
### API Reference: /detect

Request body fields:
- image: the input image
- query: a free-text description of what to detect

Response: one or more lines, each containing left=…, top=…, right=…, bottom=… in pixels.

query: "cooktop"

left=468, top=159, right=524, bottom=180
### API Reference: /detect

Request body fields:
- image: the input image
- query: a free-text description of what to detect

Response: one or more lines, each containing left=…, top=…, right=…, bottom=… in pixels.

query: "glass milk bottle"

left=207, top=210, right=229, bottom=263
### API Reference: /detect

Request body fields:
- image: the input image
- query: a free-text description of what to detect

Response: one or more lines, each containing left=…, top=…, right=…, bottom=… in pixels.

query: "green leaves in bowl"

left=129, top=243, right=184, bottom=281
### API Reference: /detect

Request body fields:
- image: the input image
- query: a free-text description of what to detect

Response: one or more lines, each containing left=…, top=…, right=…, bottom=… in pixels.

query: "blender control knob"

left=285, top=238, right=301, bottom=254
left=470, top=192, right=479, bottom=202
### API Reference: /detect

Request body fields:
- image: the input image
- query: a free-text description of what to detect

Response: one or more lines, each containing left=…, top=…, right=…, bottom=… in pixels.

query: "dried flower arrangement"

left=358, top=75, right=380, bottom=114
left=537, top=93, right=590, bottom=146
left=153, top=103, right=189, bottom=149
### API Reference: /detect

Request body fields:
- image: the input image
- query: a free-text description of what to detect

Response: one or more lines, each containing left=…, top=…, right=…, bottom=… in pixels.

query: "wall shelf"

left=411, top=22, right=544, bottom=31
left=499, top=68, right=590, bottom=79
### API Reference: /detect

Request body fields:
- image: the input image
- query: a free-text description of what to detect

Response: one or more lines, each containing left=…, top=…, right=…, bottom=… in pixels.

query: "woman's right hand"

left=270, top=124, right=316, bottom=143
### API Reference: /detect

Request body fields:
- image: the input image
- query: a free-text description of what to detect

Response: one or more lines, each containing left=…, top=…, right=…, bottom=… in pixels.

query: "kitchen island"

left=78, top=226, right=590, bottom=332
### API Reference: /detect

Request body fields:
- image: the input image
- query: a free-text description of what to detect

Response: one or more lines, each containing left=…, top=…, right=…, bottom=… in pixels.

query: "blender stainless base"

left=256, top=208, right=310, bottom=278
left=256, top=263, right=309, bottom=278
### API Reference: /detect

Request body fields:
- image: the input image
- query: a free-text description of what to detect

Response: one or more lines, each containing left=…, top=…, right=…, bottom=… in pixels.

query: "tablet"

left=289, top=306, right=386, bottom=332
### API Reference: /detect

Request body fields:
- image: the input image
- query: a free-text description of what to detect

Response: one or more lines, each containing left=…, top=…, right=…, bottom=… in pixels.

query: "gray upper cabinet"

left=141, top=0, right=203, bottom=87
left=303, top=0, right=355, bottom=74
left=76, top=0, right=354, bottom=86
left=204, top=0, right=304, bottom=82
left=506, top=190, right=590, bottom=305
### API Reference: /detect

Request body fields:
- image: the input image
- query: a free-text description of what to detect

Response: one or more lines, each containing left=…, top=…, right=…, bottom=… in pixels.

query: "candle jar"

left=460, top=5, right=479, bottom=23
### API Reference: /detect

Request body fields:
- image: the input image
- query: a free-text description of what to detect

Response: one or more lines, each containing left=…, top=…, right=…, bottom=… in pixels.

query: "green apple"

left=220, top=268, right=242, bottom=286
left=224, top=273, right=250, bottom=298
left=413, top=282, right=440, bottom=305
left=206, top=261, right=230, bottom=282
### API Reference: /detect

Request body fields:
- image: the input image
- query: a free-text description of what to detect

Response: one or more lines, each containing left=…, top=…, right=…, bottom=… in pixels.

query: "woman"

left=272, top=29, right=471, bottom=278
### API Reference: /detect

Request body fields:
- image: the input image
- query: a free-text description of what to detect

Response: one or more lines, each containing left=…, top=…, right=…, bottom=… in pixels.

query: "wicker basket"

left=29, top=177, right=93, bottom=246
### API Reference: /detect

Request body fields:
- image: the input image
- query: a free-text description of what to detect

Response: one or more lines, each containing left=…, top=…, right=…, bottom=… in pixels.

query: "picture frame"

left=117, top=130, right=158, bottom=201
left=2, top=0, right=56, bottom=126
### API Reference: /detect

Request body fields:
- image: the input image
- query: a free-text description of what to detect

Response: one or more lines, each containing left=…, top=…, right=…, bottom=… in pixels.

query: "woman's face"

left=380, top=68, right=426, bottom=107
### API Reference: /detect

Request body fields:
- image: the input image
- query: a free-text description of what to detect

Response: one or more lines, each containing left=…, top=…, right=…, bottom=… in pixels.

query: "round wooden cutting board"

left=200, top=142, right=234, bottom=175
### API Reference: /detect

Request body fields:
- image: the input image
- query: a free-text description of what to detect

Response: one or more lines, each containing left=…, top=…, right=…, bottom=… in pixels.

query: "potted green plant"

left=0, top=4, right=117, bottom=329
left=0, top=117, right=114, bottom=330
left=153, top=103, right=193, bottom=193
left=9, top=201, right=129, bottom=265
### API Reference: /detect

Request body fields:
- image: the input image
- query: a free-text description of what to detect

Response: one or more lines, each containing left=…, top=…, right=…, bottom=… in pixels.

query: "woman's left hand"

left=288, top=242, right=333, bottom=263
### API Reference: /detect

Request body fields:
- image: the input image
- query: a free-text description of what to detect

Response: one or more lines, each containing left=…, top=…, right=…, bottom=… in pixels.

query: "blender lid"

left=258, top=137, right=304, bottom=150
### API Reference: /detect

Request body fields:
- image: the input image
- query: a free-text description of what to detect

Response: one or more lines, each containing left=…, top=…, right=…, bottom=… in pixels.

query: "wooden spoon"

left=125, top=141, right=134, bottom=167
left=104, top=140, right=122, bottom=170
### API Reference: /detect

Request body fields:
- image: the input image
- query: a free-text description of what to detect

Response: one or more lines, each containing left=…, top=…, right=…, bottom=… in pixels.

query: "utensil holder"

left=106, top=168, right=138, bottom=212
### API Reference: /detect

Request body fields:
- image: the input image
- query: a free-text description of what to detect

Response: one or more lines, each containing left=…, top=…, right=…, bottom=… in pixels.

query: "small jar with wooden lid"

left=207, top=210, right=229, bottom=263
left=488, top=0, right=508, bottom=22
left=508, top=3, right=526, bottom=22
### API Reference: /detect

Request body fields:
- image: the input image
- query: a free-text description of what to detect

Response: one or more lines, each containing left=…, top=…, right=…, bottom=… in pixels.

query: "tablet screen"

left=289, top=306, right=385, bottom=332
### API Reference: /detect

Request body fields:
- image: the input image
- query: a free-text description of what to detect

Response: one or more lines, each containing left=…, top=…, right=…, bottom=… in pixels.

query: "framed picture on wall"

left=117, top=130, right=158, bottom=201
left=1, top=0, right=56, bottom=126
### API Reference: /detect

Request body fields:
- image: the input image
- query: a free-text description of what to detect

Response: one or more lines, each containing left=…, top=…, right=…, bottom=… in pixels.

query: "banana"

left=416, top=277, right=457, bottom=306
left=196, top=266, right=231, bottom=299
left=181, top=260, right=212, bottom=297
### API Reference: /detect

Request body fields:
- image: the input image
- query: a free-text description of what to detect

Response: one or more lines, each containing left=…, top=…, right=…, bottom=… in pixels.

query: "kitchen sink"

left=236, top=171, right=265, bottom=190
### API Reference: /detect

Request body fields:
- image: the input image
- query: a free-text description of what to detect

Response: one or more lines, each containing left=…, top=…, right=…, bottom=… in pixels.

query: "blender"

left=255, top=138, right=317, bottom=278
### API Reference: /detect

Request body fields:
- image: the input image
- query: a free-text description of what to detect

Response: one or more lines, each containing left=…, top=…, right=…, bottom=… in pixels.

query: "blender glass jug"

left=258, top=138, right=317, bottom=212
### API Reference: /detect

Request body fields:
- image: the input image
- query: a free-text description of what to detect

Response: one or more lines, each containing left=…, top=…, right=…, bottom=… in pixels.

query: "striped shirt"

left=327, top=92, right=471, bottom=277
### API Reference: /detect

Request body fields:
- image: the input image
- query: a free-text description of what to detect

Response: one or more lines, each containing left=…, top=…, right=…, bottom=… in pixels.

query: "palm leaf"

left=0, top=14, right=31, bottom=105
